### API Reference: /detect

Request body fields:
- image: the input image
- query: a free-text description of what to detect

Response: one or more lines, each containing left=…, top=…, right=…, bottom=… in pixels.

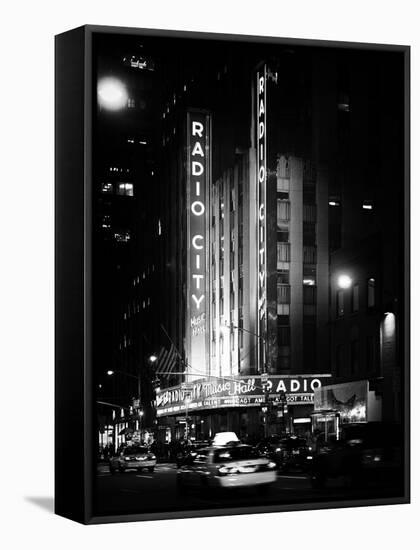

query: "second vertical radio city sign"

left=186, top=111, right=211, bottom=380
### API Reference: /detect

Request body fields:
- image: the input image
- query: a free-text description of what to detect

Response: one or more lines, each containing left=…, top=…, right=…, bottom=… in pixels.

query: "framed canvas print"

left=55, top=25, right=410, bottom=524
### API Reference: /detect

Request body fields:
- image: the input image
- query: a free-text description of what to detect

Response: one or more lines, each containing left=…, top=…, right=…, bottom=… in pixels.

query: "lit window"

left=101, top=215, right=111, bottom=229
left=329, top=199, right=341, bottom=207
left=338, top=92, right=350, bottom=112
left=303, top=278, right=316, bottom=286
left=117, top=182, right=134, bottom=197
left=101, top=182, right=113, bottom=194
left=362, top=200, right=373, bottom=210
left=158, top=219, right=162, bottom=235
left=367, top=278, right=375, bottom=308
left=114, top=231, right=130, bottom=242
left=127, top=98, right=135, bottom=108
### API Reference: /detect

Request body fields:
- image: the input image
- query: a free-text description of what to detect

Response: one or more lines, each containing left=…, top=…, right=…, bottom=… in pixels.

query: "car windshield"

left=124, top=446, right=148, bottom=455
left=214, top=446, right=259, bottom=463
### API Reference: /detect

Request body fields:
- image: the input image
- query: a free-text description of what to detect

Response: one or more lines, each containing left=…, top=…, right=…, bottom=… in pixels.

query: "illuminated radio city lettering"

left=190, top=119, right=206, bottom=311
left=187, top=112, right=210, bottom=378
left=257, top=70, right=266, bottom=305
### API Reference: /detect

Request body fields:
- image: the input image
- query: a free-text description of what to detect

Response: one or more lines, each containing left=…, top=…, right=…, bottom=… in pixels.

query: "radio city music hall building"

left=155, top=52, right=332, bottom=442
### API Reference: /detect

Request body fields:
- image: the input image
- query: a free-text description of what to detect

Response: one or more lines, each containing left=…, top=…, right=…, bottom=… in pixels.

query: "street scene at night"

left=92, top=31, right=407, bottom=517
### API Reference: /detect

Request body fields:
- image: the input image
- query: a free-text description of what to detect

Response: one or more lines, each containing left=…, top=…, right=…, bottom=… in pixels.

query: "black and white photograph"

left=4, top=0, right=420, bottom=546
left=82, top=28, right=409, bottom=520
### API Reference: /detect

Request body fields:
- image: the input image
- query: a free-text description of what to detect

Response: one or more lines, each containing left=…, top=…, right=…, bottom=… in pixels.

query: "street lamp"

left=106, top=369, right=139, bottom=381
left=97, top=76, right=128, bottom=111
left=184, top=395, right=192, bottom=441
left=337, top=274, right=352, bottom=289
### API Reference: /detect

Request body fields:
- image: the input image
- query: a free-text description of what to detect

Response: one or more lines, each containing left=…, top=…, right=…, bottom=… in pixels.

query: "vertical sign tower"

left=256, top=67, right=267, bottom=374
left=186, top=111, right=211, bottom=381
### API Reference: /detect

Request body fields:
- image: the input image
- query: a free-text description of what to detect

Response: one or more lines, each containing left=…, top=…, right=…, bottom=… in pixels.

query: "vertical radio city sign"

left=186, top=111, right=211, bottom=380
left=256, top=66, right=267, bottom=371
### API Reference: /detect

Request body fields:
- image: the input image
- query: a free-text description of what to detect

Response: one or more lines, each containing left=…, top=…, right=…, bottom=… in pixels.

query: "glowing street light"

left=97, top=77, right=128, bottom=111
left=149, top=354, right=157, bottom=363
left=337, top=274, right=352, bottom=289
left=107, top=370, right=114, bottom=376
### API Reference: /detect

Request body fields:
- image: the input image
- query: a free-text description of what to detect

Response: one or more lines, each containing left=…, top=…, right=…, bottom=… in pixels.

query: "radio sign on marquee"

left=187, top=111, right=211, bottom=379
left=156, top=375, right=331, bottom=416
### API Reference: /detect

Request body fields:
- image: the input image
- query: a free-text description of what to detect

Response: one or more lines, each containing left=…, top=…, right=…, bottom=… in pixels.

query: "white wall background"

left=0, top=0, right=417, bottom=547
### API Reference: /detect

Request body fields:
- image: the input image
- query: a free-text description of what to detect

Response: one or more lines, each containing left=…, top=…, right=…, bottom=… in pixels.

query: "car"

left=257, top=435, right=313, bottom=472
left=176, top=443, right=277, bottom=494
left=109, top=445, right=157, bottom=474
left=310, top=422, right=403, bottom=489
left=175, top=440, right=210, bottom=468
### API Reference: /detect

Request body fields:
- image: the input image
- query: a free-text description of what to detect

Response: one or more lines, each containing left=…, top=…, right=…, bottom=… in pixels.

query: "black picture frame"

left=55, top=24, right=410, bottom=525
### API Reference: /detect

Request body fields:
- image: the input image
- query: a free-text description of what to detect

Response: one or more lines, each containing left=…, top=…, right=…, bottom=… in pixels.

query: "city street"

left=94, top=462, right=400, bottom=516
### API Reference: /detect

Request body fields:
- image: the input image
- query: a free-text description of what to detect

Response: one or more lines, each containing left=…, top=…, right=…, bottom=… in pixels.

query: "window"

left=367, top=278, right=376, bottom=308
left=278, top=315, right=290, bottom=326
left=114, top=230, right=131, bottom=242
left=303, top=188, right=316, bottom=204
left=277, top=304, right=290, bottom=315
left=117, top=182, right=134, bottom=196
left=303, top=222, right=316, bottom=246
left=277, top=243, right=290, bottom=263
left=351, top=284, right=359, bottom=312
left=350, top=340, right=359, bottom=374
left=303, top=265, right=316, bottom=286
left=277, top=285, right=290, bottom=304
left=277, top=225, right=289, bottom=242
left=278, top=326, right=290, bottom=346
left=303, top=285, right=317, bottom=305
left=214, top=447, right=258, bottom=463
left=337, top=289, right=344, bottom=317
left=303, top=204, right=317, bottom=223
left=303, top=324, right=317, bottom=370
left=277, top=200, right=290, bottom=222
left=278, top=270, right=289, bottom=285
left=303, top=246, right=317, bottom=264
left=101, top=182, right=113, bottom=194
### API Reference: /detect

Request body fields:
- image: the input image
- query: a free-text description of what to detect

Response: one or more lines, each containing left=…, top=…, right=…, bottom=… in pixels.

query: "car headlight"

left=267, top=461, right=277, bottom=469
left=218, top=466, right=239, bottom=476
left=124, top=457, right=131, bottom=461
left=148, top=455, right=156, bottom=460
left=275, top=448, right=281, bottom=452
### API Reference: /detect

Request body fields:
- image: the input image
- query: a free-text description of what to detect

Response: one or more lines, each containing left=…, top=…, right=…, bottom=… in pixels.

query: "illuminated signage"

left=187, top=112, right=211, bottom=379
left=314, top=380, right=369, bottom=423
left=156, top=375, right=330, bottom=416
left=256, top=66, right=267, bottom=370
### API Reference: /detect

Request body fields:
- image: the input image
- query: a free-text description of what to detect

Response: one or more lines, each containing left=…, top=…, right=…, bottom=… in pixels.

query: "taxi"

left=109, top=445, right=157, bottom=474
left=176, top=441, right=276, bottom=493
